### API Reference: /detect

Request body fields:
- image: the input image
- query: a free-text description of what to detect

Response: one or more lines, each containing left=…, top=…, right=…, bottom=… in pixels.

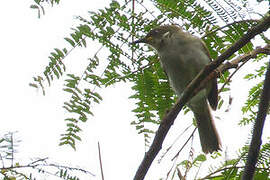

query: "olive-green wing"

left=200, top=40, right=218, bottom=110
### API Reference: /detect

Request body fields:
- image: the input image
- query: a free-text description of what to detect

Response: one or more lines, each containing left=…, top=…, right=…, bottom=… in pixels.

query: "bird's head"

left=131, top=25, right=181, bottom=50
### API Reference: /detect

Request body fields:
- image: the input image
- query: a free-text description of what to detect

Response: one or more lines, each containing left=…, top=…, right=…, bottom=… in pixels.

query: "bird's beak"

left=130, top=37, right=147, bottom=45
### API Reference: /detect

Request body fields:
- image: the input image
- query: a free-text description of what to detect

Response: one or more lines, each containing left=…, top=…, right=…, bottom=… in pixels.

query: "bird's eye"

left=150, top=29, right=159, bottom=36
left=153, top=30, right=159, bottom=34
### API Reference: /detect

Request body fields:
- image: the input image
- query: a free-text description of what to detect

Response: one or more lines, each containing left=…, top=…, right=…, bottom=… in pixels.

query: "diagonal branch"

left=241, top=59, right=270, bottom=179
left=218, top=44, right=270, bottom=73
left=217, top=44, right=270, bottom=93
left=133, top=15, right=270, bottom=180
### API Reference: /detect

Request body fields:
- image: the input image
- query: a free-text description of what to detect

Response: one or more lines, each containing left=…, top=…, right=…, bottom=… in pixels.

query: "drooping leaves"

left=30, top=0, right=270, bottom=154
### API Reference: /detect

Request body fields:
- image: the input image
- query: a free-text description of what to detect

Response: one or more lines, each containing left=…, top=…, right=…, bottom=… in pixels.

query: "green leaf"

left=30, top=5, right=39, bottom=9
left=54, top=48, right=64, bottom=57
left=29, top=83, right=38, bottom=88
left=192, top=154, right=206, bottom=166
left=64, top=37, right=75, bottom=47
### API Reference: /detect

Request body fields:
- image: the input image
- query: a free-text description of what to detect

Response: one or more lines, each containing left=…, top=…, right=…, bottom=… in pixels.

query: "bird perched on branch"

left=131, top=25, right=221, bottom=153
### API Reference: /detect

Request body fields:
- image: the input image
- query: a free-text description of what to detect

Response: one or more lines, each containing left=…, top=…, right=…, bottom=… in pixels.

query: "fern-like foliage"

left=239, top=61, right=270, bottom=126
left=30, top=0, right=61, bottom=18
left=30, top=0, right=269, bottom=154
left=130, top=56, right=176, bottom=144
left=199, top=142, right=270, bottom=179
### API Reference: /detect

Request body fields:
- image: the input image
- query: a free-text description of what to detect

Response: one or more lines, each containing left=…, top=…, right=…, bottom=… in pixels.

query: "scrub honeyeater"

left=132, top=25, right=221, bottom=153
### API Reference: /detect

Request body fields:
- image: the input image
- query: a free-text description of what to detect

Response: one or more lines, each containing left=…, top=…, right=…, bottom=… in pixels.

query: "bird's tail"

left=194, top=104, right=221, bottom=154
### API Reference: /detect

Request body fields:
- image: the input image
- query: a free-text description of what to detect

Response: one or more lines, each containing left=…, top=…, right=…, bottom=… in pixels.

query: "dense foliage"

left=29, top=0, right=270, bottom=179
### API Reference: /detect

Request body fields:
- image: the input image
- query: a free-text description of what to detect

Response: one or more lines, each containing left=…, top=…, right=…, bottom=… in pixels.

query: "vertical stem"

left=98, top=142, right=105, bottom=180
left=242, top=58, right=270, bottom=180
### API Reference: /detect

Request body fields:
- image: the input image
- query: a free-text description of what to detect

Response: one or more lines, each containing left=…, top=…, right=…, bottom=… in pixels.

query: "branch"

left=199, top=166, right=242, bottom=180
left=158, top=124, right=193, bottom=163
left=202, top=20, right=259, bottom=39
left=217, top=44, right=270, bottom=93
left=218, top=44, right=270, bottom=73
left=172, top=128, right=197, bottom=161
left=1, top=158, right=95, bottom=177
left=133, top=15, right=270, bottom=180
left=98, top=142, right=105, bottom=180
left=199, top=166, right=270, bottom=180
left=241, top=59, right=270, bottom=179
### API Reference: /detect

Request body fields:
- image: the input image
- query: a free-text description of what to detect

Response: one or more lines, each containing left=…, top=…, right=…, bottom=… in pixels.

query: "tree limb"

left=133, top=15, right=270, bottom=180
left=241, top=59, right=270, bottom=179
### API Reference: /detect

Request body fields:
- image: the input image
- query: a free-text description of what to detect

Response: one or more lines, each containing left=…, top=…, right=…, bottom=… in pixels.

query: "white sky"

left=0, top=0, right=269, bottom=180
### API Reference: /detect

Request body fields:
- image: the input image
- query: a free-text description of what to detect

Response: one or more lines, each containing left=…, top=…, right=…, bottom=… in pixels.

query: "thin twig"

left=199, top=166, right=270, bottom=180
left=177, top=167, right=185, bottom=180
left=202, top=20, right=259, bottom=39
left=218, top=44, right=270, bottom=93
left=10, top=133, right=14, bottom=167
left=0, top=153, right=5, bottom=168
left=172, top=128, right=197, bottom=161
left=199, top=151, right=247, bottom=180
left=98, top=142, right=105, bottom=180
left=28, top=157, right=48, bottom=165
left=158, top=123, right=193, bottom=163
left=218, top=57, right=249, bottom=93
left=165, top=129, right=195, bottom=180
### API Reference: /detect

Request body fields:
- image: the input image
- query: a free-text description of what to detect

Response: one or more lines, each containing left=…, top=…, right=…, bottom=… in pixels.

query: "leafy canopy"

left=30, top=0, right=270, bottom=179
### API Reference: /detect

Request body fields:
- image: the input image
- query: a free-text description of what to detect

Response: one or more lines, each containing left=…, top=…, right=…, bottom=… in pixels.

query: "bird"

left=131, top=25, right=221, bottom=153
